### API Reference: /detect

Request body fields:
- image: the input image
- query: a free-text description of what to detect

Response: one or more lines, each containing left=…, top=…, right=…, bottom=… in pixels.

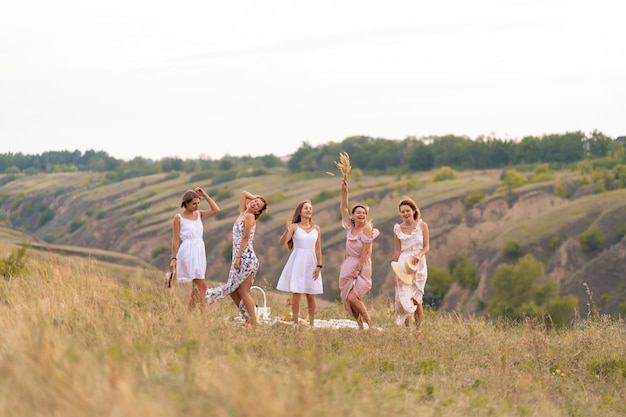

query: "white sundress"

left=276, top=226, right=323, bottom=295
left=394, top=220, right=428, bottom=325
left=176, top=211, right=206, bottom=282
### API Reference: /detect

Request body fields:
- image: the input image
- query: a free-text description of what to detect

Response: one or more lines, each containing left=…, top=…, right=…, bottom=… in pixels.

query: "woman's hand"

left=234, top=257, right=241, bottom=269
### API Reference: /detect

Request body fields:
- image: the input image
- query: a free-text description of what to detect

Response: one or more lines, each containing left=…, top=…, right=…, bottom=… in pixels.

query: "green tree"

left=487, top=254, right=577, bottom=326
left=488, top=254, right=544, bottom=320
left=451, top=256, right=479, bottom=290
left=425, top=266, right=453, bottom=306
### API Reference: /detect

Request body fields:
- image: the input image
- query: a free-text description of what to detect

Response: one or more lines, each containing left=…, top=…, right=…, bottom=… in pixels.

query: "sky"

left=1, top=0, right=624, bottom=161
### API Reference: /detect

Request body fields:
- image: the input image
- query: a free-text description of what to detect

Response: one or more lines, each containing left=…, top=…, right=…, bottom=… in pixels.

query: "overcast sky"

left=1, top=0, right=624, bottom=161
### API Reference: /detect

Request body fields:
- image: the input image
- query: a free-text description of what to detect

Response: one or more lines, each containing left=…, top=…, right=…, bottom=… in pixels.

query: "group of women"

left=170, top=178, right=429, bottom=331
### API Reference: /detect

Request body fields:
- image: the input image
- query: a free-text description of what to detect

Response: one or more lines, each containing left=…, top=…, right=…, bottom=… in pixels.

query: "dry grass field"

left=1, top=247, right=625, bottom=417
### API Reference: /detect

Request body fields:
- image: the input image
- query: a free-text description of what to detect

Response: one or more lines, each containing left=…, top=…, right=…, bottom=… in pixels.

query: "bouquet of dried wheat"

left=333, top=152, right=352, bottom=180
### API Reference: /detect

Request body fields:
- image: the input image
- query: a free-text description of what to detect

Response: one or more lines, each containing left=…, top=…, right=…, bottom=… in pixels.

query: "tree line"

left=1, top=130, right=623, bottom=183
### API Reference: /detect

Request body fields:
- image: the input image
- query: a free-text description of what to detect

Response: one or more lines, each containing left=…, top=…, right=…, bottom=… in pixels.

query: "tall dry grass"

left=1, top=251, right=625, bottom=417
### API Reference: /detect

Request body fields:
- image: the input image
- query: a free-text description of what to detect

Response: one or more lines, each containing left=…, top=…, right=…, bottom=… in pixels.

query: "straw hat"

left=390, top=258, right=418, bottom=285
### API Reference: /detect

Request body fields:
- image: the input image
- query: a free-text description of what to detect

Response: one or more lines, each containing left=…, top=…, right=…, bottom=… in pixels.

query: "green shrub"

left=549, top=236, right=560, bottom=250
left=499, top=168, right=528, bottom=192
left=464, top=191, right=485, bottom=210
left=164, top=170, right=180, bottom=181
left=502, top=240, right=521, bottom=256
left=432, top=166, right=456, bottom=182
left=214, top=188, right=234, bottom=201
left=210, top=170, right=237, bottom=185
left=579, top=227, right=604, bottom=252
left=451, top=256, right=479, bottom=290
left=425, top=266, right=452, bottom=305
left=312, top=189, right=336, bottom=204
left=68, top=220, right=85, bottom=233
left=531, top=163, right=554, bottom=183
left=0, top=242, right=29, bottom=279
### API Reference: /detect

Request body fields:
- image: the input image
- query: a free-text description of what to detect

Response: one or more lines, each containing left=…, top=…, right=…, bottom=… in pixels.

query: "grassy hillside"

left=1, top=167, right=626, bottom=318
left=1, top=250, right=625, bottom=416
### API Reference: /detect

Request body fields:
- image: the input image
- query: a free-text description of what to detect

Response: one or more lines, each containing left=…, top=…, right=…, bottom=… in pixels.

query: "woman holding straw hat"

left=338, top=178, right=380, bottom=330
left=392, top=197, right=429, bottom=331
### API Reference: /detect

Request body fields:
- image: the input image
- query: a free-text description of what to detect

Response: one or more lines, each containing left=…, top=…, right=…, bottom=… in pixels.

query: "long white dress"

left=175, top=212, right=206, bottom=282
left=276, top=226, right=323, bottom=294
left=394, top=220, right=428, bottom=325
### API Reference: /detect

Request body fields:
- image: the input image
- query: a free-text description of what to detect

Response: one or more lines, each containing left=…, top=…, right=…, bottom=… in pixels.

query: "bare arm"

left=417, top=221, right=430, bottom=259
left=314, top=226, right=322, bottom=265
left=393, top=227, right=401, bottom=262
left=195, top=187, right=220, bottom=219
left=340, top=179, right=349, bottom=219
left=279, top=221, right=296, bottom=247
left=313, top=225, right=322, bottom=279
left=170, top=215, right=181, bottom=268
left=239, top=190, right=256, bottom=213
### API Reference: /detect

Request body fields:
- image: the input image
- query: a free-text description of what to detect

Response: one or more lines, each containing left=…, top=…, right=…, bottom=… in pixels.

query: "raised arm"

left=340, top=179, right=349, bottom=219
left=279, top=220, right=296, bottom=247
left=239, top=190, right=256, bottom=213
left=195, top=187, right=220, bottom=219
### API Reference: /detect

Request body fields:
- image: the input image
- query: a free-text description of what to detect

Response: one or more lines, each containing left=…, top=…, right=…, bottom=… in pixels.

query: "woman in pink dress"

left=338, top=178, right=380, bottom=330
left=393, top=197, right=429, bottom=331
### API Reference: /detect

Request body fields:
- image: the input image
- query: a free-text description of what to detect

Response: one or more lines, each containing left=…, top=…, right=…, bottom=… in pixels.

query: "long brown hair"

left=287, top=200, right=314, bottom=251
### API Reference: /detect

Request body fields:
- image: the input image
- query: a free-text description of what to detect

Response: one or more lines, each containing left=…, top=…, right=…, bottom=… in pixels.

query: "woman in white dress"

left=393, top=197, right=430, bottom=331
left=276, top=200, right=323, bottom=326
left=171, top=187, right=220, bottom=311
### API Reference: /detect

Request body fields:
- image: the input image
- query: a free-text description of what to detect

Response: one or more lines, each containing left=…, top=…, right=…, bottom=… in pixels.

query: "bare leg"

left=229, top=292, right=242, bottom=309
left=292, top=293, right=302, bottom=325
left=235, top=274, right=257, bottom=326
left=305, top=294, right=316, bottom=326
left=414, top=302, right=424, bottom=331
left=190, top=279, right=208, bottom=311
left=347, top=289, right=373, bottom=329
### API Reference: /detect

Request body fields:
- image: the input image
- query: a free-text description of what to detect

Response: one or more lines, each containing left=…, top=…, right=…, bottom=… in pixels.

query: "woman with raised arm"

left=171, top=187, right=220, bottom=311
left=338, top=178, right=380, bottom=330
left=205, top=190, right=268, bottom=327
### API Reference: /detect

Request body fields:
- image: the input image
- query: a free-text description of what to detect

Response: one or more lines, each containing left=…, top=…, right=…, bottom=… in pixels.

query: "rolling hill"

left=1, top=167, right=625, bottom=317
